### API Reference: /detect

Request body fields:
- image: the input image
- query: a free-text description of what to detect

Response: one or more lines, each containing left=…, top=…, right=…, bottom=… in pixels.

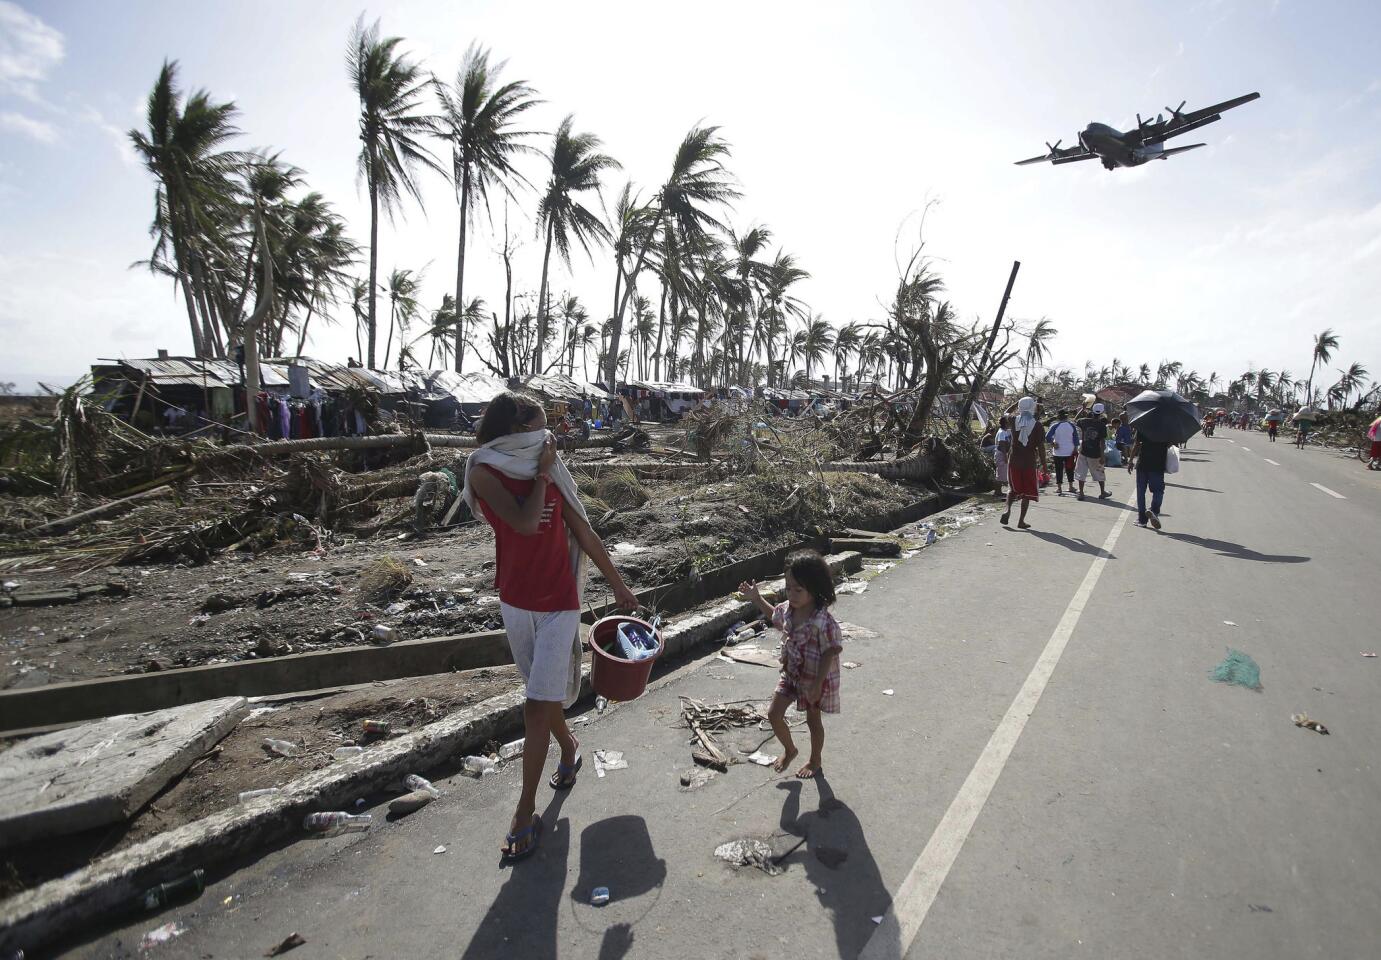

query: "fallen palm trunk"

left=820, top=449, right=935, bottom=481
left=23, top=485, right=178, bottom=539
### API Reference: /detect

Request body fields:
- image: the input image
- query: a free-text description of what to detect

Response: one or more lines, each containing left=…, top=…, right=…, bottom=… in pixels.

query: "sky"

left=1, top=0, right=1379, bottom=395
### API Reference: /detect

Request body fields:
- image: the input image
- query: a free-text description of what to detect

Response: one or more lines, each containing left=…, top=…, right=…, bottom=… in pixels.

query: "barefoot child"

left=739, top=550, right=842, bottom=779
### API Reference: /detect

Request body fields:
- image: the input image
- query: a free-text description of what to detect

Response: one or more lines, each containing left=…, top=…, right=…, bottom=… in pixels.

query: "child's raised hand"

left=738, top=579, right=761, bottom=601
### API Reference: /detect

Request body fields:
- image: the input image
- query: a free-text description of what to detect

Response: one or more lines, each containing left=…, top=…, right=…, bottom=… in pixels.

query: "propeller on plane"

left=1045, top=139, right=1063, bottom=157
left=1165, top=100, right=1188, bottom=121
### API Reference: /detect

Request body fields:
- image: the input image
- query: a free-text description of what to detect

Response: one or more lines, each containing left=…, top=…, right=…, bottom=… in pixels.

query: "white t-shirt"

left=1048, top=421, right=1078, bottom=457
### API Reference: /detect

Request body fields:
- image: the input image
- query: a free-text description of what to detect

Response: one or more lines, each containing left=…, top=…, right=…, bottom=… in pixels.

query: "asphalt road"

left=66, top=431, right=1381, bottom=960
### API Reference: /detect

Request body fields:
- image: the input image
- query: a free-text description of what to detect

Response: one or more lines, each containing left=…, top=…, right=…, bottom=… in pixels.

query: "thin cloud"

left=0, top=0, right=64, bottom=99
left=0, top=109, right=57, bottom=142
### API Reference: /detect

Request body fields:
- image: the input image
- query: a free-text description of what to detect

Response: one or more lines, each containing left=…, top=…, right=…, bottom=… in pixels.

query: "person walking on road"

left=740, top=550, right=842, bottom=780
left=1114, top=417, right=1134, bottom=465
left=1046, top=409, right=1079, bottom=495
left=1126, top=429, right=1172, bottom=529
left=1368, top=413, right=1381, bottom=470
left=463, top=392, right=639, bottom=861
left=1002, top=397, right=1049, bottom=529
left=1075, top=403, right=1112, bottom=501
left=993, top=415, right=1012, bottom=498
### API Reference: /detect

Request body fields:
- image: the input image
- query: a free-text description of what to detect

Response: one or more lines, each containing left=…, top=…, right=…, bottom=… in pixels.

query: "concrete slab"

left=0, top=697, right=247, bottom=847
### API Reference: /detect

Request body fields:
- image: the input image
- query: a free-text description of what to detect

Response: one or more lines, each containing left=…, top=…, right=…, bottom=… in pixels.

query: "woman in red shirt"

left=467, top=393, right=638, bottom=861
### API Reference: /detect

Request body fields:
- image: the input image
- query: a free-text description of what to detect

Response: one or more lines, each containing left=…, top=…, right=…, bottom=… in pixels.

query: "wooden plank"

left=0, top=631, right=509, bottom=732
left=0, top=697, right=247, bottom=846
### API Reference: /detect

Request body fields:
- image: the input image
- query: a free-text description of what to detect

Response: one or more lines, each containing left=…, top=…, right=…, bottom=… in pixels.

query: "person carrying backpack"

left=1075, top=403, right=1112, bottom=501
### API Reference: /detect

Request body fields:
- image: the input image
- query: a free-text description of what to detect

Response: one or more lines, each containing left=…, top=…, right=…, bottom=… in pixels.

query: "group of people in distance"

left=987, top=397, right=1172, bottom=530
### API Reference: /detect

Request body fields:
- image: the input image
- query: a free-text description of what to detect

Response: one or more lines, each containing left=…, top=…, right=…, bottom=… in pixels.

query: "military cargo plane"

left=1016, top=92, right=1260, bottom=170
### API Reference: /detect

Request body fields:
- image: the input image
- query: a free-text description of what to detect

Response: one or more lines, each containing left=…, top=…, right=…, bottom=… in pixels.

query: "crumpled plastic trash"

left=715, top=838, right=782, bottom=876
left=1209, top=648, right=1262, bottom=691
left=140, top=922, right=184, bottom=949
left=593, top=750, right=627, bottom=777
left=1291, top=712, right=1330, bottom=735
left=746, top=751, right=778, bottom=766
left=836, top=581, right=868, bottom=596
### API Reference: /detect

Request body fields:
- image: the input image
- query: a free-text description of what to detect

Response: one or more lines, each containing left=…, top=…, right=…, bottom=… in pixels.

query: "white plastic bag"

left=1165, top=445, right=1181, bottom=474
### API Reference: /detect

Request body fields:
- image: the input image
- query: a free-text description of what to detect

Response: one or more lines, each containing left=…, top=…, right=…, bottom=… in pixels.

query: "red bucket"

left=589, top=615, right=663, bottom=702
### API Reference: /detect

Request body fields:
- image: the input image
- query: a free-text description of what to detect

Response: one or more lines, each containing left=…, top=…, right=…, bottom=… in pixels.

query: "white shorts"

left=500, top=603, right=582, bottom=705
left=1075, top=453, right=1106, bottom=483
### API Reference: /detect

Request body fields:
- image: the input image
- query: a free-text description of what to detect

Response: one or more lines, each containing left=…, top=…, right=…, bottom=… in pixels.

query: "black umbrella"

left=1125, top=389, right=1201, bottom=444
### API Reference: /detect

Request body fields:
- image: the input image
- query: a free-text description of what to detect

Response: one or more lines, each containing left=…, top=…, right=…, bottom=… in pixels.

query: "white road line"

left=1311, top=482, right=1346, bottom=499
left=1241, top=447, right=1252, bottom=452
left=1228, top=439, right=1236, bottom=443
left=1264, top=458, right=1280, bottom=466
left=859, top=504, right=1133, bottom=960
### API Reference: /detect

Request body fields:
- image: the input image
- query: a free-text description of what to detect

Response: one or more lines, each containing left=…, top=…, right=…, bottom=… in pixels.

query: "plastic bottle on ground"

left=140, top=869, right=205, bottom=910
left=461, top=755, right=499, bottom=777
left=302, top=812, right=372, bottom=836
left=591, top=886, right=611, bottom=906
left=499, top=739, right=525, bottom=761
left=238, top=787, right=280, bottom=803
left=262, top=738, right=298, bottom=758
left=332, top=746, right=365, bottom=760
left=404, top=774, right=440, bottom=797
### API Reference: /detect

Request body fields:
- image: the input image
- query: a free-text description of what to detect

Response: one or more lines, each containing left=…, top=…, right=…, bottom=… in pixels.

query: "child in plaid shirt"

left=740, top=550, right=842, bottom=779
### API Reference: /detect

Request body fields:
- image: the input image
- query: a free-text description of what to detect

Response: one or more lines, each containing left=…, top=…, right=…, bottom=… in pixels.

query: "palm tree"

left=1330, top=361, right=1369, bottom=408
left=1254, top=368, right=1277, bottom=404
left=756, top=249, right=809, bottom=385
left=1137, top=362, right=1151, bottom=385
left=436, top=45, right=540, bottom=372
left=797, top=315, right=835, bottom=384
left=533, top=115, right=619, bottom=373
left=834, top=321, right=863, bottom=388
left=1305, top=327, right=1340, bottom=406
left=1021, top=318, right=1057, bottom=390
left=348, top=17, right=443, bottom=368
left=129, top=61, right=248, bottom=357
left=382, top=267, right=423, bottom=368
left=604, top=126, right=739, bottom=385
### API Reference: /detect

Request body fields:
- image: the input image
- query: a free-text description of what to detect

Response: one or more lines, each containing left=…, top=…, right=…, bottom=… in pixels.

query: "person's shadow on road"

left=570, top=815, right=666, bottom=960
left=1158, top=531, right=1309, bottom=563
left=777, top=774, right=895, bottom=959
left=1165, top=481, right=1223, bottom=493
left=460, top=790, right=572, bottom=960
left=1024, top=529, right=1115, bottom=558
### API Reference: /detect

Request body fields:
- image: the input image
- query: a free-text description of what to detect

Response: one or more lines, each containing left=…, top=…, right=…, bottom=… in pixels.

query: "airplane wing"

left=1159, top=143, right=1206, bottom=158
left=1143, top=92, right=1260, bottom=145
left=1014, top=142, right=1094, bottom=166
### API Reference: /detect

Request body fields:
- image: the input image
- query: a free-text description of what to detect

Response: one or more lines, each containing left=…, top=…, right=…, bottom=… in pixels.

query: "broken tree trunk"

left=820, top=449, right=936, bottom=481
left=25, top=485, right=177, bottom=539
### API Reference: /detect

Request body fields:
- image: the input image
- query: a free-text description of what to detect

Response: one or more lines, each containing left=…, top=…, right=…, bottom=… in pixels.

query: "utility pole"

left=959, top=260, right=1021, bottom=431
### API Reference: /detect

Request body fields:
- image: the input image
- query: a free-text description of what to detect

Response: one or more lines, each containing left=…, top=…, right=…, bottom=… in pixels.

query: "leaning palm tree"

left=533, top=115, right=619, bottom=372
left=1021, top=318, right=1057, bottom=390
left=436, top=45, right=540, bottom=371
left=129, top=61, right=248, bottom=357
left=604, top=126, right=739, bottom=385
left=348, top=17, right=443, bottom=368
left=1330, top=361, right=1369, bottom=408
left=1305, top=327, right=1340, bottom=407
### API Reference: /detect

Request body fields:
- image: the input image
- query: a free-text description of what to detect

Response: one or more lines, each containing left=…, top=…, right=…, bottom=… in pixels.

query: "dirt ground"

left=1, top=455, right=920, bottom=689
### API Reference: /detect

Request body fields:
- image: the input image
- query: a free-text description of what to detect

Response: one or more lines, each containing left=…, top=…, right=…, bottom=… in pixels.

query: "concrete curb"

left=0, top=553, right=862, bottom=955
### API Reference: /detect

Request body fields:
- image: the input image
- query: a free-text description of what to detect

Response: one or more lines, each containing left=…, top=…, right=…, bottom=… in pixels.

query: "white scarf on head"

left=1015, top=397, right=1038, bottom=446
left=461, top=429, right=589, bottom=707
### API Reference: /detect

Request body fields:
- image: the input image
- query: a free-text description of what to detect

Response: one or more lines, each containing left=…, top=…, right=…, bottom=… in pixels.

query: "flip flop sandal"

left=501, top=814, right=543, bottom=862
left=549, top=753, right=582, bottom=790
